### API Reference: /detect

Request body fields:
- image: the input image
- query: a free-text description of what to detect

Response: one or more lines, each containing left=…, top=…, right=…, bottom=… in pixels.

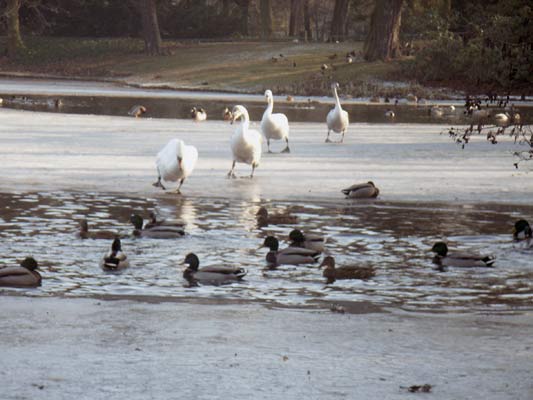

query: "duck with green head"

left=181, top=253, right=247, bottom=286
left=431, top=242, right=495, bottom=269
left=513, top=219, right=532, bottom=248
left=288, top=229, right=326, bottom=253
left=101, top=238, right=130, bottom=271
left=320, top=256, right=375, bottom=284
left=130, top=214, right=185, bottom=238
left=262, top=236, right=320, bottom=269
left=0, top=257, right=41, bottom=288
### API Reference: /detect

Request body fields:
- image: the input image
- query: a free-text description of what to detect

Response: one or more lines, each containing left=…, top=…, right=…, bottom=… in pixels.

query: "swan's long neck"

left=333, top=87, right=342, bottom=110
left=240, top=110, right=250, bottom=133
left=265, top=97, right=274, bottom=116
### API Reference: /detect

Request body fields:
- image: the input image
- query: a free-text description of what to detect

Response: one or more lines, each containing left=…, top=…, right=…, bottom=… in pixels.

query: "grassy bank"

left=0, top=36, right=454, bottom=98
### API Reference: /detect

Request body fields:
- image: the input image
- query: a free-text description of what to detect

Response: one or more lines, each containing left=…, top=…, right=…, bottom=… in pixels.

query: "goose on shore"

left=431, top=242, right=495, bottom=269
left=101, top=238, right=129, bottom=271
left=326, top=82, right=349, bottom=143
left=153, top=139, right=198, bottom=194
left=384, top=109, right=395, bottom=119
left=341, top=181, right=380, bottom=199
left=228, top=105, right=262, bottom=178
left=261, top=90, right=290, bottom=153
left=181, top=253, right=247, bottom=286
left=0, top=257, right=41, bottom=288
left=320, top=256, right=375, bottom=284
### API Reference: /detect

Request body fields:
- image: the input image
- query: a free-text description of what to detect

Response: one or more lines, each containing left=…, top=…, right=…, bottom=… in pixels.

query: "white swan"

left=153, top=139, right=198, bottom=194
left=326, top=82, right=349, bottom=143
left=261, top=90, right=290, bottom=153
left=228, top=105, right=262, bottom=178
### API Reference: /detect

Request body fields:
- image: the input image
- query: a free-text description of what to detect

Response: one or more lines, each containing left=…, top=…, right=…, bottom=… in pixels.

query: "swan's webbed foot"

left=227, top=172, right=237, bottom=179
left=281, top=146, right=290, bottom=153
left=267, top=150, right=273, bottom=154
left=325, top=138, right=332, bottom=143
left=152, top=177, right=166, bottom=190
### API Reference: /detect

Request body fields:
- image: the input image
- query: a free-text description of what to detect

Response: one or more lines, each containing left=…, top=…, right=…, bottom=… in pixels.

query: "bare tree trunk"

left=5, top=0, right=25, bottom=58
left=289, top=0, right=301, bottom=37
left=303, top=0, right=312, bottom=41
left=137, top=0, right=162, bottom=55
left=364, top=0, right=404, bottom=61
left=260, top=0, right=272, bottom=39
left=234, top=0, right=250, bottom=36
left=330, top=0, right=349, bottom=42
left=221, top=0, right=230, bottom=18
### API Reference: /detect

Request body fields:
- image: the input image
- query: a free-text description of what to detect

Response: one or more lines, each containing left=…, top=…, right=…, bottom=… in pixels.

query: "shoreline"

left=1, top=296, right=532, bottom=400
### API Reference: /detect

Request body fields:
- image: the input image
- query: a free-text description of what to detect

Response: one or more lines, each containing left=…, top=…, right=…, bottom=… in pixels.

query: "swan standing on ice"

left=261, top=90, right=290, bottom=153
left=228, top=105, right=262, bottom=178
left=326, top=82, right=349, bottom=143
left=153, top=139, right=198, bottom=194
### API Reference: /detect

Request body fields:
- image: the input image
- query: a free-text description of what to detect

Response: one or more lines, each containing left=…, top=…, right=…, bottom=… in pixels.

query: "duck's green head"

left=431, top=242, right=448, bottom=257
left=182, top=253, right=200, bottom=271
left=513, top=219, right=532, bottom=239
left=111, top=238, right=122, bottom=252
left=263, top=236, right=279, bottom=251
left=289, top=229, right=305, bottom=244
left=20, top=257, right=38, bottom=271
left=130, top=214, right=144, bottom=230
left=256, top=207, right=268, bottom=218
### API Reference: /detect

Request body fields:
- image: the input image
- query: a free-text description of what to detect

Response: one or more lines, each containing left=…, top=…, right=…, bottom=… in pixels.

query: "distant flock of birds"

left=0, top=86, right=530, bottom=289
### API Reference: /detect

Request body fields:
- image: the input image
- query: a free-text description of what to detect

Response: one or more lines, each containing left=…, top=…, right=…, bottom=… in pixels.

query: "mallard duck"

left=228, top=105, right=262, bottom=178
left=222, top=107, right=233, bottom=121
left=191, top=107, right=207, bottom=122
left=78, top=219, right=117, bottom=240
left=262, top=236, right=320, bottom=268
left=101, top=238, right=129, bottom=271
left=128, top=105, right=147, bottom=118
left=0, top=257, right=41, bottom=288
left=384, top=109, right=395, bottom=119
left=431, top=242, right=495, bottom=269
left=153, top=139, right=198, bottom=194
left=288, top=229, right=326, bottom=253
left=326, top=82, right=349, bottom=143
left=130, top=214, right=185, bottom=238
left=143, top=212, right=184, bottom=230
left=513, top=219, right=532, bottom=248
left=341, top=181, right=380, bottom=199
left=256, top=206, right=298, bottom=227
left=181, top=253, right=247, bottom=286
left=261, top=90, right=290, bottom=153
left=320, top=256, right=375, bottom=284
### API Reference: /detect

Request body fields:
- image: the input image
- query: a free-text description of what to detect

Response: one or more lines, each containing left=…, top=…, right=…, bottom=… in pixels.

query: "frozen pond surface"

left=0, top=107, right=531, bottom=313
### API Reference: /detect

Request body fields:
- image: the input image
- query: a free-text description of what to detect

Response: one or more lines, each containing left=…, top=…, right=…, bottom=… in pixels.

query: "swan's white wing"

left=261, top=113, right=289, bottom=140
left=182, top=144, right=198, bottom=178
left=156, top=139, right=184, bottom=182
left=327, top=106, right=349, bottom=133
left=231, top=126, right=262, bottom=165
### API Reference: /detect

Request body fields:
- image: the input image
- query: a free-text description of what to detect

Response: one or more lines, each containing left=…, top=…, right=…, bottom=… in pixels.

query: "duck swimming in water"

left=181, top=253, right=247, bottom=286
left=78, top=219, right=117, bottom=240
left=130, top=214, right=185, bottom=238
left=431, top=242, right=495, bottom=270
left=320, top=256, right=375, bottom=284
left=101, top=238, right=130, bottom=271
left=262, top=236, right=320, bottom=268
left=288, top=229, right=326, bottom=253
left=0, top=257, right=41, bottom=288
left=256, top=206, right=298, bottom=227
